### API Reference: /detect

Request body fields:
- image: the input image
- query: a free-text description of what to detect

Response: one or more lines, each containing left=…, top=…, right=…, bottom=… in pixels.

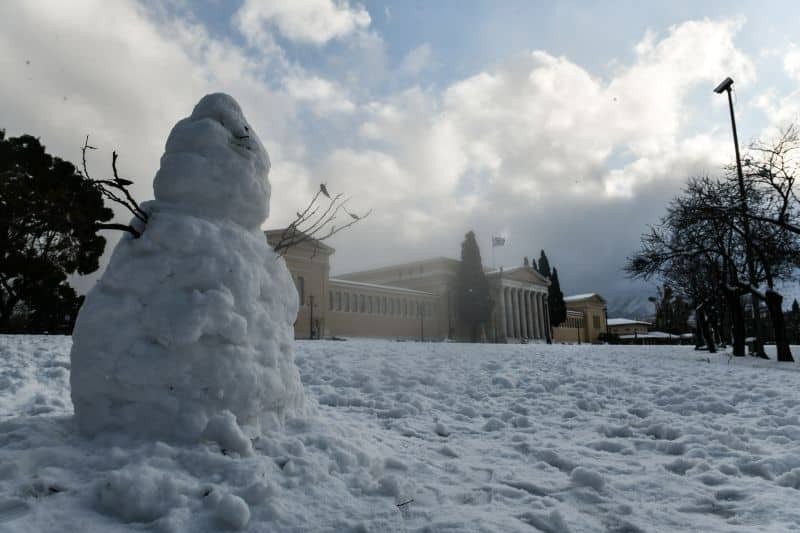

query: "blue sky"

left=2, top=1, right=800, bottom=312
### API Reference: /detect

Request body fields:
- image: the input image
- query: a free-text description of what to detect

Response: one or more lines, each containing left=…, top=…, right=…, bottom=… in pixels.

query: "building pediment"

left=564, top=293, right=606, bottom=306
left=489, top=266, right=549, bottom=287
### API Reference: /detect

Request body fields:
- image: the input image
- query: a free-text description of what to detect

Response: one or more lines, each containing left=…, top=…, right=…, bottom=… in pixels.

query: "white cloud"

left=346, top=17, right=754, bottom=217
left=313, top=17, right=765, bottom=276
left=1, top=4, right=791, bottom=299
left=284, top=74, right=356, bottom=115
left=784, top=43, right=800, bottom=81
left=0, top=0, right=328, bottom=293
left=399, top=43, right=433, bottom=77
left=236, top=0, right=371, bottom=46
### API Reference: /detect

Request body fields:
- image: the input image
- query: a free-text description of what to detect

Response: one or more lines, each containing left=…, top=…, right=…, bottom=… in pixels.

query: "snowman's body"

left=70, top=94, right=305, bottom=442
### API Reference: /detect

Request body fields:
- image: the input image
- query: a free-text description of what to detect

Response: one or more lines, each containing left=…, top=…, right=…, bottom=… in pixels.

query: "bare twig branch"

left=272, top=184, right=370, bottom=256
left=81, top=135, right=148, bottom=237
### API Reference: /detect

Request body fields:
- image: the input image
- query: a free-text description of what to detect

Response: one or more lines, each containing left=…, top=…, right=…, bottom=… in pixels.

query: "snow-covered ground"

left=1, top=336, right=799, bottom=532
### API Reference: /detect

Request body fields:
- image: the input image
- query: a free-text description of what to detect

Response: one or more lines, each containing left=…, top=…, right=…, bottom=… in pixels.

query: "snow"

left=69, top=93, right=305, bottom=444
left=607, top=318, right=652, bottom=327
left=3, top=335, right=800, bottom=531
left=563, top=293, right=602, bottom=303
left=329, top=278, right=434, bottom=295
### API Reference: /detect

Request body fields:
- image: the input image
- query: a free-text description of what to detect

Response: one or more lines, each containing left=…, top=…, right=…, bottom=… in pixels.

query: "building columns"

left=497, top=286, right=554, bottom=342
left=506, top=288, right=513, bottom=338
left=535, top=292, right=544, bottom=341
left=508, top=289, right=516, bottom=338
left=526, top=291, right=535, bottom=339
left=498, top=285, right=507, bottom=341
left=538, top=293, right=547, bottom=340
left=543, top=299, right=551, bottom=341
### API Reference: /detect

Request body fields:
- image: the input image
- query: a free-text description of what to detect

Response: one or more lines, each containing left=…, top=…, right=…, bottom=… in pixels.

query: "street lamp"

left=308, top=294, right=316, bottom=339
left=714, top=76, right=764, bottom=357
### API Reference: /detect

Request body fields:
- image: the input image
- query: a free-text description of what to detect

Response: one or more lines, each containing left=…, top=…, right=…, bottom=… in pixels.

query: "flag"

left=492, top=236, right=505, bottom=247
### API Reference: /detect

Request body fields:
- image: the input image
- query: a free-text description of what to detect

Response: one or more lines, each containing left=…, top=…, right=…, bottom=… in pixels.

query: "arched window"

left=345, top=293, right=350, bottom=312
left=329, top=291, right=333, bottom=310
left=336, top=292, right=342, bottom=311
left=360, top=294, right=365, bottom=313
left=368, top=295, right=373, bottom=314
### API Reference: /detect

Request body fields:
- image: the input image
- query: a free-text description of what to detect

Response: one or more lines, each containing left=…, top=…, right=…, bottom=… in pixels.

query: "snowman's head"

left=153, top=93, right=272, bottom=229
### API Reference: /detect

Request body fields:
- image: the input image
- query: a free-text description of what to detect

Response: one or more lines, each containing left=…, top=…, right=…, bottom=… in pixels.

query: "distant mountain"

left=606, top=282, right=800, bottom=319
left=606, top=293, right=654, bottom=321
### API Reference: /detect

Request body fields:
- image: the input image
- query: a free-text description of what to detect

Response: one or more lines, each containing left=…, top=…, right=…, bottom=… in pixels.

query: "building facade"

left=607, top=318, right=651, bottom=337
left=266, top=231, right=552, bottom=342
left=552, top=293, right=608, bottom=343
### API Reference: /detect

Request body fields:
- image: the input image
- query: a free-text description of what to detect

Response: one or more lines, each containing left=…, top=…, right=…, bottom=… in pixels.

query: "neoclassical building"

left=265, top=231, right=552, bottom=342
left=552, top=293, right=608, bottom=343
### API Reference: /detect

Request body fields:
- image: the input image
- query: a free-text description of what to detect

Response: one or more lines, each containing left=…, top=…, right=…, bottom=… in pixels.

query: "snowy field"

left=1, top=336, right=799, bottom=532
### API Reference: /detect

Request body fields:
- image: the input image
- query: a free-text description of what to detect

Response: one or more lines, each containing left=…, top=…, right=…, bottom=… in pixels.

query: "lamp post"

left=714, top=76, right=764, bottom=357
left=308, top=294, right=315, bottom=339
left=420, top=302, right=424, bottom=342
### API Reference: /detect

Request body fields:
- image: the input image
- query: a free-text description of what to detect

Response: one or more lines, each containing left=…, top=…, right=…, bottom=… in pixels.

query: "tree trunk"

left=0, top=296, right=19, bottom=333
left=765, top=290, right=794, bottom=362
left=748, top=293, right=766, bottom=357
left=724, top=288, right=746, bottom=357
left=696, top=305, right=717, bottom=353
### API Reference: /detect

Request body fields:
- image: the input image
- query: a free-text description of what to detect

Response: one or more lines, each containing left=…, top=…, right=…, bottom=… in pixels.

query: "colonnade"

left=498, top=286, right=550, bottom=341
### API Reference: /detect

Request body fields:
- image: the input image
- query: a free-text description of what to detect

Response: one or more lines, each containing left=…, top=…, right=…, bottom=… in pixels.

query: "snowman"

left=70, top=94, right=306, bottom=446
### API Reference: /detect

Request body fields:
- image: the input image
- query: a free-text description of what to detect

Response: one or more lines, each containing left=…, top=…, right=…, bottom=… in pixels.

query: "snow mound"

left=70, top=93, right=305, bottom=443
left=96, top=465, right=186, bottom=523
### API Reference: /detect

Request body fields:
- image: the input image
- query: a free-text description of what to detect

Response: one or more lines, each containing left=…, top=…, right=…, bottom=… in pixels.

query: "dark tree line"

left=456, top=231, right=491, bottom=342
left=626, top=127, right=800, bottom=362
left=534, top=250, right=567, bottom=328
left=649, top=286, right=691, bottom=335
left=1, top=131, right=112, bottom=333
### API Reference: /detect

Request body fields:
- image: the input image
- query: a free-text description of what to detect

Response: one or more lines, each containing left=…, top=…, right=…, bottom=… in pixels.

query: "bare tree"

left=628, top=174, right=798, bottom=361
left=271, top=183, right=371, bottom=256
left=81, top=136, right=148, bottom=238
left=742, top=126, right=800, bottom=235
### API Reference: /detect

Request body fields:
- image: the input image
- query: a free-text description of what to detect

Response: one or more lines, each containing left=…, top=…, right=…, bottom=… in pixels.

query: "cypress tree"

left=456, top=231, right=491, bottom=342
left=548, top=267, right=567, bottom=327
left=537, top=250, right=551, bottom=279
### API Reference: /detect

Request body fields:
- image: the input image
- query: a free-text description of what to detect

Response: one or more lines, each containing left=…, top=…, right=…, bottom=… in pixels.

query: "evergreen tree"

left=537, top=250, right=551, bottom=279
left=548, top=267, right=567, bottom=327
left=456, top=231, right=491, bottom=342
left=0, top=130, right=112, bottom=333
left=653, top=286, right=691, bottom=334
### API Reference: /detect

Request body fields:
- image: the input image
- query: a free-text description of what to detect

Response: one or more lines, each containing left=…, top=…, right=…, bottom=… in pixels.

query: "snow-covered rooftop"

left=619, top=331, right=693, bottom=339
left=563, top=292, right=603, bottom=303
left=607, top=318, right=652, bottom=327
left=329, top=278, right=435, bottom=296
